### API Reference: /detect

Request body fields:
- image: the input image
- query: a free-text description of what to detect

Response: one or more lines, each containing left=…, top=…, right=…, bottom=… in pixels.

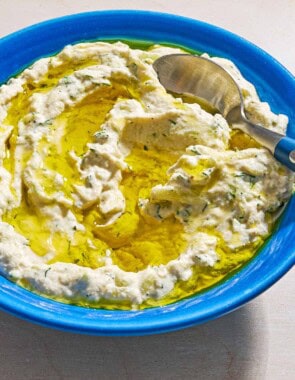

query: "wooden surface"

left=0, top=1, right=294, bottom=379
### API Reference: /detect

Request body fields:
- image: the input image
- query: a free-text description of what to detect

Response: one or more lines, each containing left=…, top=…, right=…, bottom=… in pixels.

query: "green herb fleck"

left=43, top=119, right=53, bottom=126
left=202, top=202, right=208, bottom=212
left=266, top=201, right=284, bottom=213
left=228, top=185, right=237, bottom=200
left=67, top=240, right=71, bottom=254
left=190, top=147, right=201, bottom=155
left=155, top=204, right=163, bottom=219
left=44, top=268, right=51, bottom=278
left=235, top=172, right=258, bottom=186
left=128, top=63, right=138, bottom=76
left=86, top=175, right=93, bottom=188
left=82, top=252, right=87, bottom=260
left=202, top=168, right=213, bottom=177
left=176, top=207, right=192, bottom=222
left=61, top=76, right=72, bottom=85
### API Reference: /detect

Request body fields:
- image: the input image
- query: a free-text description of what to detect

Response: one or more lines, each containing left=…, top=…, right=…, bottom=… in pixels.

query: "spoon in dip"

left=153, top=54, right=295, bottom=171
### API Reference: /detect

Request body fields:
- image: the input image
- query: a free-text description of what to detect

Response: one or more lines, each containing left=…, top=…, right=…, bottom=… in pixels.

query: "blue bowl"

left=0, top=10, right=294, bottom=336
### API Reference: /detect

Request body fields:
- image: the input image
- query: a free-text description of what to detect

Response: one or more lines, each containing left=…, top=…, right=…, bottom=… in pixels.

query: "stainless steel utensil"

left=153, top=54, right=295, bottom=171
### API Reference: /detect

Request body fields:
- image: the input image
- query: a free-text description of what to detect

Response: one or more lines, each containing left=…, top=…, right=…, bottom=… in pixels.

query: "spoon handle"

left=274, top=136, right=295, bottom=171
left=239, top=116, right=295, bottom=171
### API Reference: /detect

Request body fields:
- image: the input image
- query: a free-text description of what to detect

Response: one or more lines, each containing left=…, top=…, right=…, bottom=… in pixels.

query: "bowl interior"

left=0, top=10, right=294, bottom=336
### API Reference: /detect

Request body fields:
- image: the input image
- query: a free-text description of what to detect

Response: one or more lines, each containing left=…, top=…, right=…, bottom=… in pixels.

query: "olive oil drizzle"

left=0, top=41, right=273, bottom=310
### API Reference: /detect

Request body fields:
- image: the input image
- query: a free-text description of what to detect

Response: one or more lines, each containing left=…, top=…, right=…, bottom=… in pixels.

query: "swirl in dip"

left=0, top=42, right=293, bottom=309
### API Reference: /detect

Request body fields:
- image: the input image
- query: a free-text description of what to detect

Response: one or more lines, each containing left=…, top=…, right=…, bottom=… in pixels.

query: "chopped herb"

left=176, top=206, right=192, bottom=222
left=155, top=204, right=163, bottom=219
left=44, top=268, right=51, bottom=278
left=86, top=175, right=93, bottom=188
left=266, top=201, right=284, bottom=213
left=143, top=145, right=148, bottom=151
left=235, top=172, right=258, bottom=186
left=138, top=199, right=144, bottom=208
left=202, top=202, right=208, bottom=212
left=190, top=147, right=201, bottom=155
left=152, top=132, right=157, bottom=138
left=61, top=76, right=72, bottom=85
left=128, top=63, right=138, bottom=75
left=94, top=130, right=109, bottom=140
left=228, top=185, right=237, bottom=200
left=43, top=119, right=53, bottom=126
left=169, top=119, right=176, bottom=125
left=202, top=168, right=213, bottom=177
left=176, top=173, right=190, bottom=185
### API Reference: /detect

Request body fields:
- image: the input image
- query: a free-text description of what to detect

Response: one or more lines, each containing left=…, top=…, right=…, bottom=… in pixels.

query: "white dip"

left=0, top=42, right=293, bottom=308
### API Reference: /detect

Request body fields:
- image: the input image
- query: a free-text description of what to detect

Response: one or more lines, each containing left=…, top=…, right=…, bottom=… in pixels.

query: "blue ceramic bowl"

left=0, top=10, right=294, bottom=336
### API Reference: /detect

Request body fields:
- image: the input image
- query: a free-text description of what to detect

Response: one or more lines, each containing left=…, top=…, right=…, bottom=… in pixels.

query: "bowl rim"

left=0, top=10, right=294, bottom=336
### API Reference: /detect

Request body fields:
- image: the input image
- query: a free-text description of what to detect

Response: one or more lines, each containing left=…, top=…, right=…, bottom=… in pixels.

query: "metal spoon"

left=153, top=54, right=295, bottom=171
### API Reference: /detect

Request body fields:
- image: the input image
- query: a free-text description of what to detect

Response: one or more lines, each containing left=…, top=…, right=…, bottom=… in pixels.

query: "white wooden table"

left=0, top=1, right=294, bottom=379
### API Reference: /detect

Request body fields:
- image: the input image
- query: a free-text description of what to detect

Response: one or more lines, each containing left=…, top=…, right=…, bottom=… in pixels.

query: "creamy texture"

left=0, top=41, right=293, bottom=309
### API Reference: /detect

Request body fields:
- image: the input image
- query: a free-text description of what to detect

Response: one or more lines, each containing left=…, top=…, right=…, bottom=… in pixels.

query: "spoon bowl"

left=153, top=54, right=295, bottom=171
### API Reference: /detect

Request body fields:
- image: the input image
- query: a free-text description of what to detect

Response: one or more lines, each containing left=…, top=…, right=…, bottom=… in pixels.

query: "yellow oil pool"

left=1, top=42, right=268, bottom=310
